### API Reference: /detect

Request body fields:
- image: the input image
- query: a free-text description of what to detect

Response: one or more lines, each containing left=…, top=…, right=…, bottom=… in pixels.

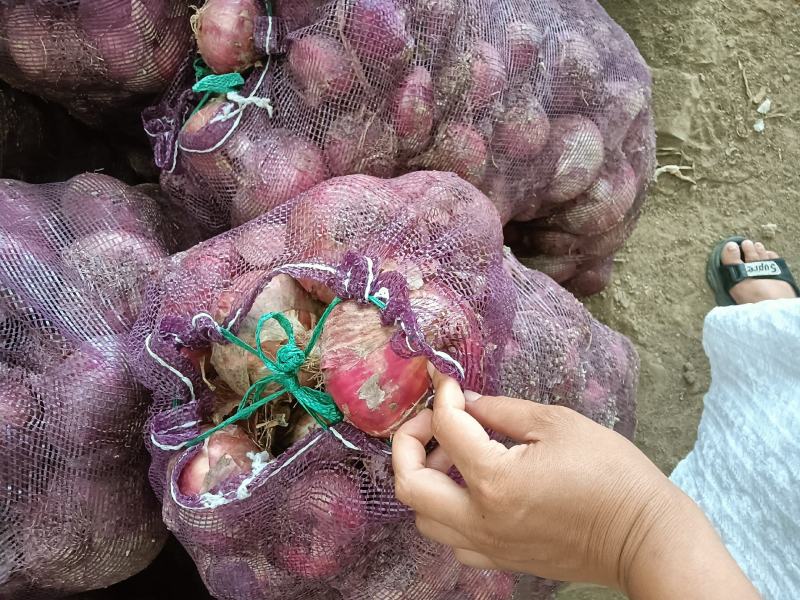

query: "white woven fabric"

left=671, top=298, right=800, bottom=599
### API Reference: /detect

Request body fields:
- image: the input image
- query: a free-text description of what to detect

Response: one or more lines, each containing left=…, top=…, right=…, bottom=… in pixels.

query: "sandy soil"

left=558, top=0, right=800, bottom=598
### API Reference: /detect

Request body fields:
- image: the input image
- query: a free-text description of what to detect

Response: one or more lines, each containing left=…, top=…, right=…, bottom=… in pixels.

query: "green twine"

left=184, top=291, right=388, bottom=449
left=190, top=59, right=246, bottom=115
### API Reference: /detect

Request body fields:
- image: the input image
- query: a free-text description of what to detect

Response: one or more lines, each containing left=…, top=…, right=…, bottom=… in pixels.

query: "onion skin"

left=178, top=98, right=236, bottom=151
left=506, top=21, right=543, bottom=74
left=324, top=112, right=398, bottom=178
left=231, top=129, right=329, bottom=226
left=392, top=66, right=435, bottom=155
left=194, top=0, right=264, bottom=74
left=551, top=157, right=637, bottom=236
left=468, top=41, right=507, bottom=110
left=412, top=123, right=487, bottom=186
left=491, top=96, right=550, bottom=161
left=288, top=35, right=355, bottom=108
left=212, top=273, right=322, bottom=396
left=177, top=425, right=261, bottom=496
left=346, top=0, right=410, bottom=62
left=541, top=116, right=605, bottom=204
left=320, top=301, right=430, bottom=438
left=566, top=259, right=614, bottom=297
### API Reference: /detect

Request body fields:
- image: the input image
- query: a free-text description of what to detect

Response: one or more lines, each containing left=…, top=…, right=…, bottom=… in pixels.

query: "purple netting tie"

left=329, top=252, right=466, bottom=382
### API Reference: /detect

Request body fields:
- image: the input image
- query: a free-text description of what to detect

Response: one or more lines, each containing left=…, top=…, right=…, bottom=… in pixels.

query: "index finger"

left=429, top=366, right=506, bottom=481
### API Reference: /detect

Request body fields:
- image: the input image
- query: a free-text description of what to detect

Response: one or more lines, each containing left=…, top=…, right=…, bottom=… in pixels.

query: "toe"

left=754, top=242, right=768, bottom=260
left=721, top=241, right=743, bottom=265
left=741, top=240, right=760, bottom=262
left=766, top=250, right=780, bottom=260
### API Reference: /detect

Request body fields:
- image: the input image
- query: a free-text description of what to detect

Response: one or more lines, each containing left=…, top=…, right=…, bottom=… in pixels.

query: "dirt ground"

left=557, top=0, right=800, bottom=598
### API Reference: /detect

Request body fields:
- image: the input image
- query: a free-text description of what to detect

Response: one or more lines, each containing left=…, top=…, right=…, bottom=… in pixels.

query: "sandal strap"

left=721, top=258, right=800, bottom=294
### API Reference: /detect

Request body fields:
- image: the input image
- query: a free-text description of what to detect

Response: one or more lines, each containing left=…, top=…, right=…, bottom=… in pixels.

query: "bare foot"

left=722, top=239, right=798, bottom=304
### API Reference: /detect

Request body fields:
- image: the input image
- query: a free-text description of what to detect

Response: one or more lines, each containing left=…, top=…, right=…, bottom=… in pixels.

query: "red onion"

left=552, top=156, right=636, bottom=236
left=491, top=96, right=550, bottom=161
left=177, top=425, right=261, bottom=496
left=193, top=0, right=264, bottom=74
left=287, top=35, right=355, bottom=108
left=231, top=128, right=329, bottom=226
left=541, top=116, right=605, bottom=204
left=391, top=66, right=435, bottom=155
left=320, top=300, right=430, bottom=438
left=468, top=41, right=507, bottom=109
left=346, top=0, right=410, bottom=62
left=324, top=112, right=398, bottom=178
left=506, top=21, right=543, bottom=74
left=411, top=123, right=487, bottom=186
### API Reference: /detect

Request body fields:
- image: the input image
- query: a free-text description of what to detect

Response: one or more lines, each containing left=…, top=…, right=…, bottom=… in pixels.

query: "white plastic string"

left=145, top=333, right=196, bottom=402
left=179, top=60, right=273, bottom=157
left=279, top=262, right=337, bottom=274
left=364, top=256, right=375, bottom=302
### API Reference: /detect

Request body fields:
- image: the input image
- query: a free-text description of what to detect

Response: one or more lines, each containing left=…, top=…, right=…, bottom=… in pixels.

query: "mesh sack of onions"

left=0, top=0, right=193, bottom=128
left=128, top=171, right=638, bottom=600
left=0, top=173, right=182, bottom=598
left=144, top=0, right=655, bottom=293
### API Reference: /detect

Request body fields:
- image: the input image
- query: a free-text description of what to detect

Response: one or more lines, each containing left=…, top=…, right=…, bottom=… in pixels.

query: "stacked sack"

left=0, top=174, right=182, bottom=598
left=0, top=0, right=193, bottom=128
left=145, top=0, right=655, bottom=293
left=128, top=171, right=638, bottom=600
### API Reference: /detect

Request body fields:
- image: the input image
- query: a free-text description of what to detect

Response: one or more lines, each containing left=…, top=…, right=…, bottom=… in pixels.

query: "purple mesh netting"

left=0, top=174, right=176, bottom=598
left=128, top=171, right=638, bottom=600
left=0, top=0, right=193, bottom=128
left=144, top=0, right=655, bottom=293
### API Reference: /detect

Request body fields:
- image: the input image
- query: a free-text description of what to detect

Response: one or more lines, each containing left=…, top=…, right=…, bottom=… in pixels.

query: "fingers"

left=429, top=368, right=502, bottom=480
left=416, top=516, right=475, bottom=549
left=453, top=548, right=500, bottom=571
left=426, top=445, right=454, bottom=474
left=393, top=410, right=474, bottom=529
left=392, top=409, right=434, bottom=473
left=463, top=392, right=572, bottom=443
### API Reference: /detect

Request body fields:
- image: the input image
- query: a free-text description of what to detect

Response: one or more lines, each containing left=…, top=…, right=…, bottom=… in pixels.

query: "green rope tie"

left=190, top=59, right=246, bottom=115
left=185, top=292, right=388, bottom=448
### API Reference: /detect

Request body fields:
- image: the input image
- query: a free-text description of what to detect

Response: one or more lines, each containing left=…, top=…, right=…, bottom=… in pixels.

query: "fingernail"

left=463, top=390, right=481, bottom=403
left=426, top=362, right=436, bottom=380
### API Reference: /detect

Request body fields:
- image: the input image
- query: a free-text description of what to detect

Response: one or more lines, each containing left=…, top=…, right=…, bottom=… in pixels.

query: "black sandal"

left=706, top=236, right=800, bottom=306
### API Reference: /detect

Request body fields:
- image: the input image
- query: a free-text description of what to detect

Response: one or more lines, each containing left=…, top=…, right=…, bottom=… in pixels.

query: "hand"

left=392, top=368, right=760, bottom=599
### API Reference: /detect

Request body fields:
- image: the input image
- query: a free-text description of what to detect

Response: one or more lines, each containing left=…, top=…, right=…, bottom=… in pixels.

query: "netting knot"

left=275, top=344, right=305, bottom=375
left=184, top=299, right=347, bottom=448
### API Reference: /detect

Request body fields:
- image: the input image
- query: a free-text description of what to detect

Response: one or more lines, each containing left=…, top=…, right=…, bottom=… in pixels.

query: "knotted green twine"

left=190, top=59, right=246, bottom=115
left=185, top=292, right=388, bottom=448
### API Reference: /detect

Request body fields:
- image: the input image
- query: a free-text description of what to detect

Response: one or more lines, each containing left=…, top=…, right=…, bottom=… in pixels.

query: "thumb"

left=462, top=392, right=570, bottom=443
